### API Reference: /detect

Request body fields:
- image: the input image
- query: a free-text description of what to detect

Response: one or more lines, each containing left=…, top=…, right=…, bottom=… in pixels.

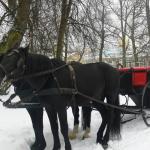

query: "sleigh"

left=119, top=67, right=150, bottom=107
left=119, top=66, right=150, bottom=125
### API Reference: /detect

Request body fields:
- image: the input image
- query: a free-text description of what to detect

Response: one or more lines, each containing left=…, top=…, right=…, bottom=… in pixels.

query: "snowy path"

left=0, top=92, right=150, bottom=150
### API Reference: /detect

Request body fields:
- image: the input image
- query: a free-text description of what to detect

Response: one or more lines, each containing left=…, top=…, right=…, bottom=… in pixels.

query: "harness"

left=1, top=50, right=150, bottom=126
left=1, top=61, right=142, bottom=115
left=2, top=62, right=79, bottom=108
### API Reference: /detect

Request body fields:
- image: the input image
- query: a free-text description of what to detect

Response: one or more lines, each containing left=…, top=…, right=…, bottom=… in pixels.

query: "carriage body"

left=119, top=66, right=150, bottom=108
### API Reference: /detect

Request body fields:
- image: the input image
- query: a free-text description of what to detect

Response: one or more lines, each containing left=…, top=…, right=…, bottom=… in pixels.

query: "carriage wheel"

left=141, top=81, right=150, bottom=127
left=142, top=111, right=150, bottom=127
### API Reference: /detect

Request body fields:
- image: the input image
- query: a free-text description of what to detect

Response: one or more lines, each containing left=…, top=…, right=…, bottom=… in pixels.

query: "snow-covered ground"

left=0, top=89, right=150, bottom=150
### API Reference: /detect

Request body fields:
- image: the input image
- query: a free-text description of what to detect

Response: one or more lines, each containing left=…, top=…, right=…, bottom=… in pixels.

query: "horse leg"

left=72, top=106, right=79, bottom=128
left=82, top=106, right=91, bottom=139
left=102, top=93, right=121, bottom=149
left=96, top=106, right=107, bottom=145
left=57, top=108, right=72, bottom=150
left=102, top=119, right=111, bottom=149
left=69, top=106, right=79, bottom=140
left=27, top=108, right=46, bottom=150
left=100, top=109, right=111, bottom=149
left=45, top=107, right=61, bottom=150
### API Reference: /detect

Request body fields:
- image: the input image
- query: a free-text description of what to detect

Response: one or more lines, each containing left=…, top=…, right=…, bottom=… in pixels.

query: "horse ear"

left=23, top=45, right=29, bottom=53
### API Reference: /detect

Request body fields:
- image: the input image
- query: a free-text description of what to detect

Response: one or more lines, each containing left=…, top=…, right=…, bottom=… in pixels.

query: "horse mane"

left=23, top=54, right=67, bottom=90
left=25, top=53, right=68, bottom=80
left=25, top=53, right=51, bottom=74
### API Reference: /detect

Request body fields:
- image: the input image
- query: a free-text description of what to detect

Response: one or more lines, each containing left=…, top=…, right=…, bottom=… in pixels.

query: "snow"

left=0, top=89, right=150, bottom=150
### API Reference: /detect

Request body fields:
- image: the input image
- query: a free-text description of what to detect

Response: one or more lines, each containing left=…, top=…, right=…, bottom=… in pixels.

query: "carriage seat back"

left=132, top=67, right=148, bottom=86
left=119, top=67, right=150, bottom=87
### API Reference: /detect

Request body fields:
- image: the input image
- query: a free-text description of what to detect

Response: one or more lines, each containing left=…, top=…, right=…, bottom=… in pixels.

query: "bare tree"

left=146, top=0, right=150, bottom=40
left=0, top=0, right=31, bottom=53
left=56, top=0, right=72, bottom=59
left=129, top=0, right=145, bottom=66
left=1, top=0, right=149, bottom=67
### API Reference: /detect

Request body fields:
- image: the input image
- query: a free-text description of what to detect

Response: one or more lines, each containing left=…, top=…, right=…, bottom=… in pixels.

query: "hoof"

left=69, top=124, right=79, bottom=140
left=102, top=144, right=108, bottom=150
left=65, top=144, right=72, bottom=150
left=52, top=143, right=61, bottom=150
left=73, top=124, right=79, bottom=133
left=31, top=142, right=46, bottom=150
left=53, top=147, right=61, bottom=150
left=96, top=139, right=108, bottom=149
left=82, top=127, right=90, bottom=140
left=68, top=131, right=77, bottom=140
left=82, top=134, right=90, bottom=140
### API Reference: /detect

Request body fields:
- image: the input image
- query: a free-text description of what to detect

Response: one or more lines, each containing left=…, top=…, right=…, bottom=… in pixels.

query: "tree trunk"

left=64, top=26, right=69, bottom=62
left=119, top=0, right=127, bottom=67
left=131, top=5, right=138, bottom=66
left=56, top=0, right=72, bottom=59
left=8, top=0, right=16, bottom=10
left=99, top=0, right=105, bottom=62
left=0, top=0, right=31, bottom=53
left=146, top=0, right=150, bottom=40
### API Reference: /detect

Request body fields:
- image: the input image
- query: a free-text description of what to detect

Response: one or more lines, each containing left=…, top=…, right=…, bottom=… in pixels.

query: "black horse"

left=0, top=51, right=91, bottom=149
left=0, top=55, right=47, bottom=150
left=0, top=47, right=121, bottom=150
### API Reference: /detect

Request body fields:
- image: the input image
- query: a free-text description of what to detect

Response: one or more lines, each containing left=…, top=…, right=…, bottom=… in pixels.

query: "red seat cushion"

left=132, top=71, right=147, bottom=86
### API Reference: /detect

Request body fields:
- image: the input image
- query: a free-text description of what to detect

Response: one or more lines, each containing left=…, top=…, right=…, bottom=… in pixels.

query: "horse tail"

left=110, top=94, right=121, bottom=140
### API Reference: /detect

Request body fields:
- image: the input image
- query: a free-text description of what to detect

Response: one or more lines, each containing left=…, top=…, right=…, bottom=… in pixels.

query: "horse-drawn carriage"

left=3, top=62, right=150, bottom=126
left=119, top=66, right=150, bottom=126
left=119, top=66, right=150, bottom=107
left=0, top=47, right=150, bottom=150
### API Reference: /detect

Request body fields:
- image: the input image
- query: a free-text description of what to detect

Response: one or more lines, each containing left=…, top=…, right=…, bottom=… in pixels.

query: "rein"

left=36, top=87, right=142, bottom=115
left=1, top=85, right=143, bottom=115
left=12, top=63, right=69, bottom=82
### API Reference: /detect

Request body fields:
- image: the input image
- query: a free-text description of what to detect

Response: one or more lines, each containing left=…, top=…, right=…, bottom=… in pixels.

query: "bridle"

left=0, top=49, right=26, bottom=81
